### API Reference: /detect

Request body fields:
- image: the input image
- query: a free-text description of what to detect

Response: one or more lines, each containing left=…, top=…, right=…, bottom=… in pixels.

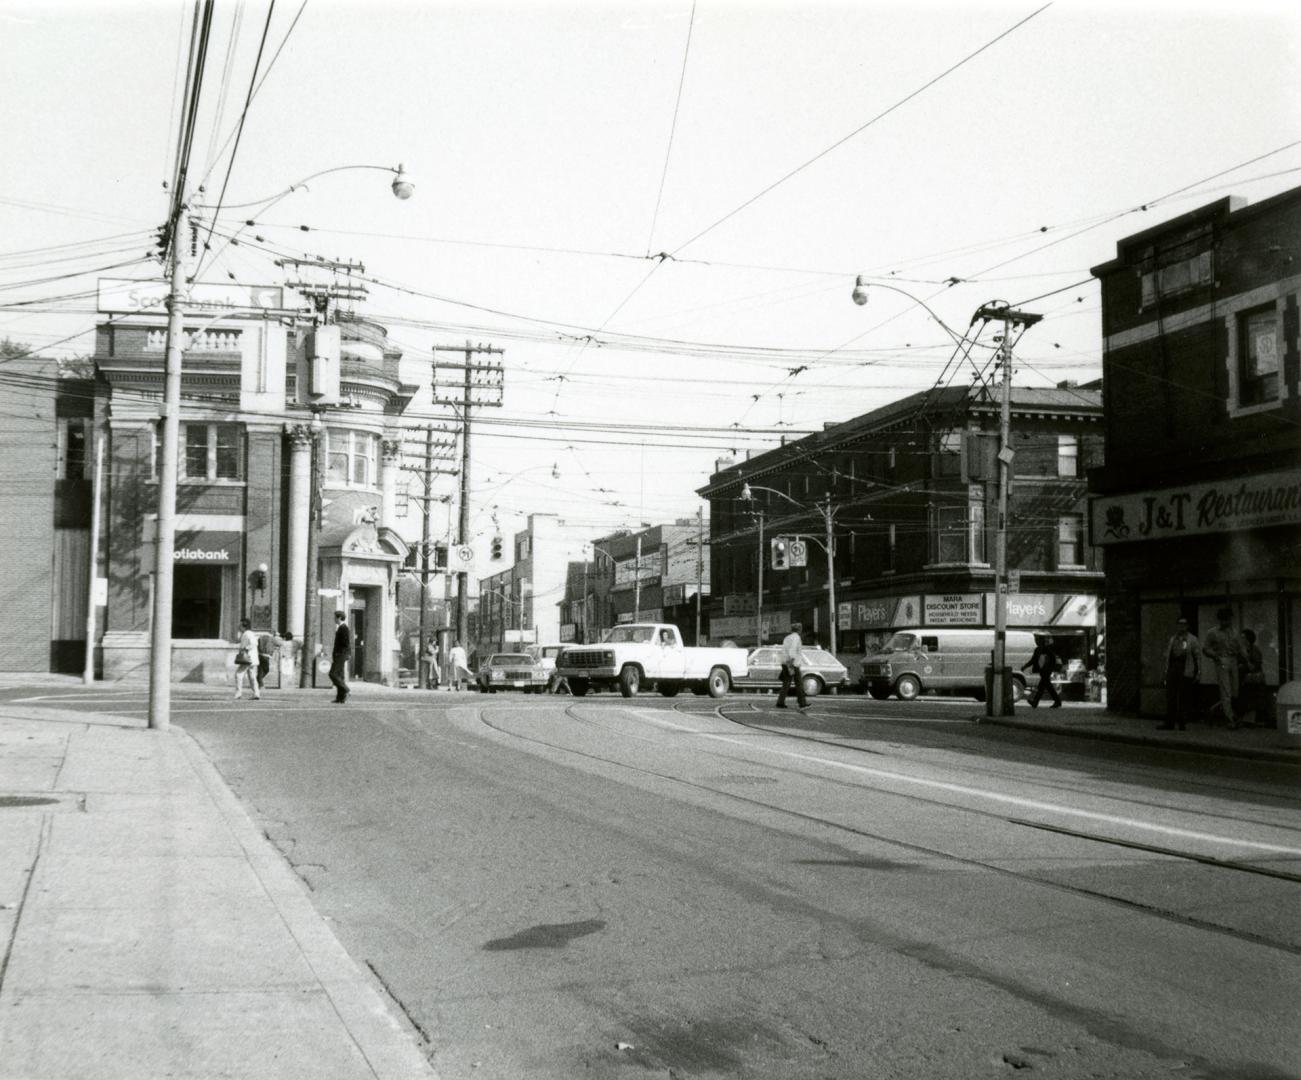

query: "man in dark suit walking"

left=330, top=610, right=351, bottom=704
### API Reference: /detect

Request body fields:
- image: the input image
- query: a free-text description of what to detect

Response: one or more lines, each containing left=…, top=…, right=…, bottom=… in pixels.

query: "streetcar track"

left=468, top=701, right=1301, bottom=958
left=714, top=702, right=1301, bottom=829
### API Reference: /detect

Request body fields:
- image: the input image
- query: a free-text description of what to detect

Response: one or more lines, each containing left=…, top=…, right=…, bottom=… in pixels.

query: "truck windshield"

left=602, top=626, right=655, bottom=644
left=883, top=633, right=917, bottom=653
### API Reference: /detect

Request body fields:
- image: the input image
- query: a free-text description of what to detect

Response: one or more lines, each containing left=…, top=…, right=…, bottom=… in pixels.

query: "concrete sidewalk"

left=976, top=698, right=1301, bottom=764
left=0, top=704, right=438, bottom=1080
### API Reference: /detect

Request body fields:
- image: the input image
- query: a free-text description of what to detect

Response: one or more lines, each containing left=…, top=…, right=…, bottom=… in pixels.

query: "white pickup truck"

left=556, top=624, right=748, bottom=699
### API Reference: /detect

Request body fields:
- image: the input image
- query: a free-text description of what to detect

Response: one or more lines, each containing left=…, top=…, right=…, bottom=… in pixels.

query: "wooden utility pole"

left=431, top=343, right=504, bottom=650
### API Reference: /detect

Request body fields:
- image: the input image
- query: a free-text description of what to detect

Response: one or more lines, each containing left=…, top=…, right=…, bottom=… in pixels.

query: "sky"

left=2, top=0, right=1299, bottom=557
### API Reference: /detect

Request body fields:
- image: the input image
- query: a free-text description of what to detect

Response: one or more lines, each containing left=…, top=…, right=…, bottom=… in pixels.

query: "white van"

left=861, top=628, right=1038, bottom=702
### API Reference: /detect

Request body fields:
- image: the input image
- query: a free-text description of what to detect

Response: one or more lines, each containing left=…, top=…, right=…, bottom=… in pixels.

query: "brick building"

left=699, top=384, right=1105, bottom=674
left=13, top=280, right=422, bottom=685
left=1089, top=189, right=1301, bottom=716
left=0, top=357, right=96, bottom=673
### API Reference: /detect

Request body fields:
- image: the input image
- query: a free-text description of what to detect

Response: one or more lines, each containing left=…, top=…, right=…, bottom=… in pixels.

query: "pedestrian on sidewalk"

left=256, top=629, right=283, bottom=692
left=234, top=618, right=261, bottom=701
left=775, top=624, right=809, bottom=710
left=1236, top=627, right=1266, bottom=726
left=330, top=611, right=351, bottom=704
left=423, top=638, right=441, bottom=690
left=1021, top=633, right=1062, bottom=708
left=1160, top=615, right=1200, bottom=730
left=449, top=640, right=468, bottom=691
left=1203, top=606, right=1245, bottom=729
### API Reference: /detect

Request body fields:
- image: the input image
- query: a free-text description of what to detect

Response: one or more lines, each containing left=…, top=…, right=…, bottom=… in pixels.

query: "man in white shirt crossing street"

left=775, top=623, right=810, bottom=710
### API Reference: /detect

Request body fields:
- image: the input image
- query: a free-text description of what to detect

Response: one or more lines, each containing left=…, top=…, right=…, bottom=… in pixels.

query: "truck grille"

left=864, top=663, right=889, bottom=677
left=563, top=650, right=612, bottom=669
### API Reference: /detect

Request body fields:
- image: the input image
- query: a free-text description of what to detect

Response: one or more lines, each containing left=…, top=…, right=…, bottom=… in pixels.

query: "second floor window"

left=327, top=429, right=379, bottom=488
left=1057, top=434, right=1079, bottom=478
left=180, top=422, right=242, bottom=481
left=934, top=492, right=986, bottom=564
left=56, top=417, right=88, bottom=480
left=1058, top=514, right=1084, bottom=568
left=1239, top=306, right=1280, bottom=407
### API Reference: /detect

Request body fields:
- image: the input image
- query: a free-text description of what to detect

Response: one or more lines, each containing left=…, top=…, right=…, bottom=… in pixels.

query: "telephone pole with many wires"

left=432, top=343, right=504, bottom=649
left=399, top=423, right=457, bottom=685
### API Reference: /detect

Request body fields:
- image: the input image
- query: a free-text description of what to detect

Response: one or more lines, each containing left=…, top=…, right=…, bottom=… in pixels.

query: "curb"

left=974, top=713, right=1301, bottom=764
left=176, top=729, right=440, bottom=1080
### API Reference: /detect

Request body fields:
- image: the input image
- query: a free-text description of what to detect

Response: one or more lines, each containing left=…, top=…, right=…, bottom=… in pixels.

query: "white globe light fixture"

left=391, top=164, right=415, bottom=200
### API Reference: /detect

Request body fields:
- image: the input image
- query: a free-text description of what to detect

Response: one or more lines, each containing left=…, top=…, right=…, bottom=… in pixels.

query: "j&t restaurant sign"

left=1090, top=469, right=1301, bottom=545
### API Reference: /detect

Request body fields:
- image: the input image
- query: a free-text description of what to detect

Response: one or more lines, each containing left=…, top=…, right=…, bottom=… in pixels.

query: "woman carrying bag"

left=233, top=618, right=261, bottom=701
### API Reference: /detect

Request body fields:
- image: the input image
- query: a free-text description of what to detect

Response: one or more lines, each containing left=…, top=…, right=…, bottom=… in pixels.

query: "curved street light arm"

left=850, top=276, right=968, bottom=346
left=195, top=164, right=412, bottom=213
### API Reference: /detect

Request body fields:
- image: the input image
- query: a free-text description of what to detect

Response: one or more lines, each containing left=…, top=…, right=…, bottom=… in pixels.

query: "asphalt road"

left=15, top=686, right=1301, bottom=1079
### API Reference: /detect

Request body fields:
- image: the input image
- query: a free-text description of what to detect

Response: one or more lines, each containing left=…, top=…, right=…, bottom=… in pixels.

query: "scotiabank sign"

left=1091, top=469, right=1301, bottom=545
left=173, top=531, right=240, bottom=564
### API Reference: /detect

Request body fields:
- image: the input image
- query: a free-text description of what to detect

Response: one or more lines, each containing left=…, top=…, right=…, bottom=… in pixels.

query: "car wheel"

left=800, top=673, right=823, bottom=698
left=659, top=683, right=681, bottom=697
left=1011, top=675, right=1027, bottom=703
left=707, top=667, right=731, bottom=698
left=868, top=684, right=890, bottom=701
left=619, top=665, right=641, bottom=698
left=895, top=674, right=921, bottom=701
left=569, top=678, right=589, bottom=697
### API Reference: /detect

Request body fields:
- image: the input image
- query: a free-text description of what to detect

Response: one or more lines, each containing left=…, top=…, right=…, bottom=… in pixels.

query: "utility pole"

left=695, top=506, right=703, bottom=645
left=755, top=509, right=765, bottom=646
left=83, top=429, right=104, bottom=685
left=399, top=423, right=456, bottom=686
left=432, top=343, right=504, bottom=651
left=147, top=205, right=190, bottom=731
left=292, top=262, right=368, bottom=689
left=824, top=496, right=837, bottom=655
left=975, top=302, right=1041, bottom=718
left=634, top=535, right=642, bottom=622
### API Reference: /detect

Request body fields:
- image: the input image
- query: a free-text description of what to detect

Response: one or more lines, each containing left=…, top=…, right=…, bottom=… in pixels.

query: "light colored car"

left=525, top=643, right=567, bottom=692
left=476, top=652, right=550, bottom=693
left=739, top=646, right=848, bottom=698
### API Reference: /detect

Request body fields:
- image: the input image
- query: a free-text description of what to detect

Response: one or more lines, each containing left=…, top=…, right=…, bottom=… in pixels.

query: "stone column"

left=285, top=424, right=314, bottom=638
left=381, top=437, right=403, bottom=528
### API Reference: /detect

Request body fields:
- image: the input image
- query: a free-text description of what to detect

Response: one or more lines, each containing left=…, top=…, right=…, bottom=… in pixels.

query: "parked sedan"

left=737, top=646, right=848, bottom=697
left=476, top=653, right=550, bottom=693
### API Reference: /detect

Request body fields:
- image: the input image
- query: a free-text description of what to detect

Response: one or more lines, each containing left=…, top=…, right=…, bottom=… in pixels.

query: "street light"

left=739, top=483, right=839, bottom=654
left=148, top=164, right=412, bottom=731
left=850, top=278, right=1040, bottom=717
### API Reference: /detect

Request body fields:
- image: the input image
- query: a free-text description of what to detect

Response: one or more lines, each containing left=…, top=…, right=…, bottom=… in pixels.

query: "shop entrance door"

left=351, top=608, right=366, bottom=680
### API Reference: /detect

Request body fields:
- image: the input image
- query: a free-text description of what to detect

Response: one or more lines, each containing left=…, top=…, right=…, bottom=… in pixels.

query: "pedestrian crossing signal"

left=771, top=537, right=788, bottom=570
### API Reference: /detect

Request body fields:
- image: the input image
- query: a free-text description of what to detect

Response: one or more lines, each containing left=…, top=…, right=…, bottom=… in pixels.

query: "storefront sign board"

left=923, top=594, right=984, bottom=625
left=1091, top=469, right=1301, bottom=545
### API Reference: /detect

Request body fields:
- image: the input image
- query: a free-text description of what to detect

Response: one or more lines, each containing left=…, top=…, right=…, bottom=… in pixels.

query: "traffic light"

left=491, top=535, right=503, bottom=560
left=771, top=537, right=788, bottom=570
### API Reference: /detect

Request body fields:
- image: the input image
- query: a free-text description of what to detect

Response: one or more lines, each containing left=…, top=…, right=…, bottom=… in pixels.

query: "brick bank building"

left=0, top=280, right=419, bottom=684
left=1089, top=189, right=1301, bottom=715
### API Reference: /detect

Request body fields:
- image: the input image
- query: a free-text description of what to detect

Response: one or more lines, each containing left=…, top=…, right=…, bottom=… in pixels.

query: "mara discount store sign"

left=1091, top=469, right=1301, bottom=545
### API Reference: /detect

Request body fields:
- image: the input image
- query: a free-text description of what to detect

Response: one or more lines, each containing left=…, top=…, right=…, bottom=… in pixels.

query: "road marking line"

left=628, top=709, right=1301, bottom=856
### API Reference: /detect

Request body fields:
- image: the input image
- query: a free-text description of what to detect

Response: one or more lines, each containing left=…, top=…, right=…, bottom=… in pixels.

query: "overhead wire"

left=196, top=0, right=278, bottom=273
left=644, top=0, right=696, bottom=257
left=670, top=2, right=1054, bottom=255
